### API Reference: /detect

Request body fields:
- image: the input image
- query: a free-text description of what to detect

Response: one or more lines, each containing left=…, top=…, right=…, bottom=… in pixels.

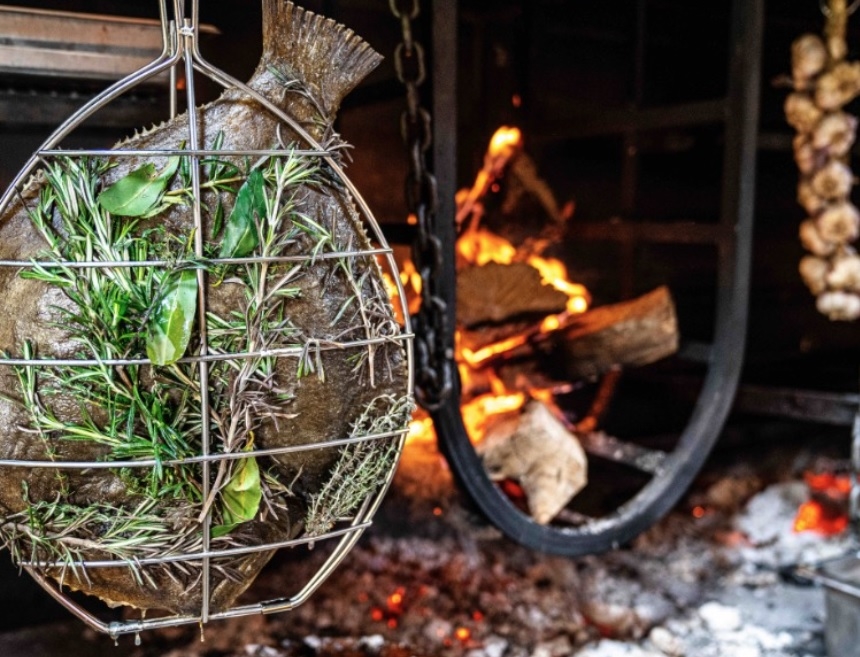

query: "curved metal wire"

left=0, top=0, right=413, bottom=636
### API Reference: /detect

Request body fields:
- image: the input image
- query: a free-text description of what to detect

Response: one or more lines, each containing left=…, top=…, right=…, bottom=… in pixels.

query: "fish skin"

left=0, top=1, right=406, bottom=615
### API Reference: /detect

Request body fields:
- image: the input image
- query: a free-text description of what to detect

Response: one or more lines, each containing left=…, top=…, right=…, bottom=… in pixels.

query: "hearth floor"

left=0, top=423, right=851, bottom=657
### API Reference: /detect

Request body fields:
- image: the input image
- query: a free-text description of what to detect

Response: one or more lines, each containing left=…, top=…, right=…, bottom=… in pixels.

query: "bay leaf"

left=212, top=448, right=262, bottom=537
left=98, top=157, right=180, bottom=217
left=218, top=169, right=266, bottom=258
left=146, top=269, right=198, bottom=366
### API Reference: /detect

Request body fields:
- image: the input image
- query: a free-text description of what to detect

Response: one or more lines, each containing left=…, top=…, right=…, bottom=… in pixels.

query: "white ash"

left=698, top=601, right=743, bottom=632
left=575, top=640, right=665, bottom=657
left=734, top=481, right=853, bottom=569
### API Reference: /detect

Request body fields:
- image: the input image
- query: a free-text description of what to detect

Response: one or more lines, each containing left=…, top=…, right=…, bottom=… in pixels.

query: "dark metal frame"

left=429, top=0, right=763, bottom=555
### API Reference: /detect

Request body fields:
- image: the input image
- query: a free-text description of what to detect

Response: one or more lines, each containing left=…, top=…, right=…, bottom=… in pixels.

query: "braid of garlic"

left=790, top=0, right=860, bottom=320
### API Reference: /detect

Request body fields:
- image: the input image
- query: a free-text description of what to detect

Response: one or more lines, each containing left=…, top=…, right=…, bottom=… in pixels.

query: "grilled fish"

left=0, top=1, right=408, bottom=616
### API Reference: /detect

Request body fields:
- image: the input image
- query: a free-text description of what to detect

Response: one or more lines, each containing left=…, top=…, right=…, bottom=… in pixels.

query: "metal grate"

left=0, top=0, right=413, bottom=639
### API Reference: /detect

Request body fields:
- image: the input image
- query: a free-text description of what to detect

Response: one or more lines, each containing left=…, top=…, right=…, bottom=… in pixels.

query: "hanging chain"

left=390, top=0, right=454, bottom=410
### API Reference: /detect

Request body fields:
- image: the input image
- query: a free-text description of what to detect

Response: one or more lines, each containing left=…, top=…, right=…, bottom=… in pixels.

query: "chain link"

left=391, top=0, right=454, bottom=410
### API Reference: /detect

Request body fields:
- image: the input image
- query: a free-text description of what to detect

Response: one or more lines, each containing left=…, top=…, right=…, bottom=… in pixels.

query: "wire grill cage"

left=0, top=0, right=413, bottom=638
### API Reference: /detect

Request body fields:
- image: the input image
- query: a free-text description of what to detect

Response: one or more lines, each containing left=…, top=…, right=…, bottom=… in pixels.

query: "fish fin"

left=261, top=1, right=382, bottom=118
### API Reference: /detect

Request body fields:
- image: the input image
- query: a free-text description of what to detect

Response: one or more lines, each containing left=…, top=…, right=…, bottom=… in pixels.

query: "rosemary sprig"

left=0, top=134, right=403, bottom=591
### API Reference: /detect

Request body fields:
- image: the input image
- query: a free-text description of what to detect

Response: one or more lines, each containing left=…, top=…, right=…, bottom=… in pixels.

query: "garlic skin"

left=793, top=135, right=823, bottom=175
left=785, top=93, right=823, bottom=133
left=799, top=255, right=831, bottom=294
left=800, top=218, right=838, bottom=256
left=792, top=34, right=828, bottom=83
left=815, top=61, right=860, bottom=110
left=811, top=111, right=858, bottom=157
left=816, top=290, right=860, bottom=320
left=797, top=180, right=827, bottom=215
left=811, top=160, right=854, bottom=201
left=826, top=252, right=860, bottom=291
left=817, top=202, right=860, bottom=243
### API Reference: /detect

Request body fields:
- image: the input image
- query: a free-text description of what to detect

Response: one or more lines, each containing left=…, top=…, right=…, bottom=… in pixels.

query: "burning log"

left=459, top=286, right=679, bottom=381
left=559, top=286, right=679, bottom=381
left=478, top=400, right=587, bottom=524
left=457, top=261, right=568, bottom=326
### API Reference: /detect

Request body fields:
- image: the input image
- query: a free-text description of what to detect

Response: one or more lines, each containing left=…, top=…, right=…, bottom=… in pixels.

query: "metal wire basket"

left=0, top=0, right=413, bottom=639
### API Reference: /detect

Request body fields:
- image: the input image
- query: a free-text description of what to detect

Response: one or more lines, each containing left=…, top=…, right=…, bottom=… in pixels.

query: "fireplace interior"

left=0, top=1, right=859, bottom=656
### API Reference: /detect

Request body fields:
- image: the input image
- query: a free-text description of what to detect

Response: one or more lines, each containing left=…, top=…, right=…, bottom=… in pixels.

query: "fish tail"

left=260, top=0, right=382, bottom=118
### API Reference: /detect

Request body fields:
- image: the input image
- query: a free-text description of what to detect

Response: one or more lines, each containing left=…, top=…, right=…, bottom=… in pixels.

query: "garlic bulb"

left=815, top=61, right=860, bottom=110
left=799, top=255, right=831, bottom=294
left=826, top=251, right=860, bottom=291
left=797, top=180, right=827, bottom=215
left=817, top=202, right=860, bottom=243
left=793, top=134, right=822, bottom=175
left=811, top=160, right=854, bottom=200
left=811, top=111, right=858, bottom=157
left=792, top=34, right=828, bottom=83
left=800, top=218, right=838, bottom=256
left=785, top=93, right=823, bottom=133
left=816, top=290, right=860, bottom=320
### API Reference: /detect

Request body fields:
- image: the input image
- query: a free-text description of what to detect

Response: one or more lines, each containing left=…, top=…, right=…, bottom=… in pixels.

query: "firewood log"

left=457, top=261, right=568, bottom=327
left=459, top=286, right=679, bottom=381
left=558, top=286, right=679, bottom=380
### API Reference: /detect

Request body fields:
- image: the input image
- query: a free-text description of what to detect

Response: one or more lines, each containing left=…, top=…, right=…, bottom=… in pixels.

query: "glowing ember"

left=805, top=471, right=852, bottom=495
left=793, top=500, right=848, bottom=535
left=455, top=627, right=472, bottom=642
left=792, top=471, right=852, bottom=535
left=387, top=588, right=405, bottom=612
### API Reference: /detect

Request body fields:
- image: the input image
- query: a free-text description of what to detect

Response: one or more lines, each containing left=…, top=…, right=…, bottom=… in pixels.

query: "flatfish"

left=0, top=1, right=409, bottom=616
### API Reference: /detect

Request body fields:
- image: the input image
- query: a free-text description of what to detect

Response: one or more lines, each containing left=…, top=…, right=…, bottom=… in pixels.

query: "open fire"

left=396, top=126, right=591, bottom=453
left=391, top=126, right=856, bottom=539
left=388, top=127, right=683, bottom=526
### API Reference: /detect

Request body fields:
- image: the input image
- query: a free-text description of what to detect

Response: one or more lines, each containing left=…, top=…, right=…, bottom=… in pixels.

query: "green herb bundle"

left=0, top=139, right=409, bottom=592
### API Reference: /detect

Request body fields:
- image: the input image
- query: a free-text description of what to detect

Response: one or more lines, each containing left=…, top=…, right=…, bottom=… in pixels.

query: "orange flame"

left=527, top=255, right=590, bottom=314
left=461, top=391, right=526, bottom=444
left=405, top=416, right=435, bottom=446
left=488, top=126, right=522, bottom=160
left=457, top=228, right=517, bottom=266
left=396, top=125, right=590, bottom=452
left=456, top=229, right=590, bottom=319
